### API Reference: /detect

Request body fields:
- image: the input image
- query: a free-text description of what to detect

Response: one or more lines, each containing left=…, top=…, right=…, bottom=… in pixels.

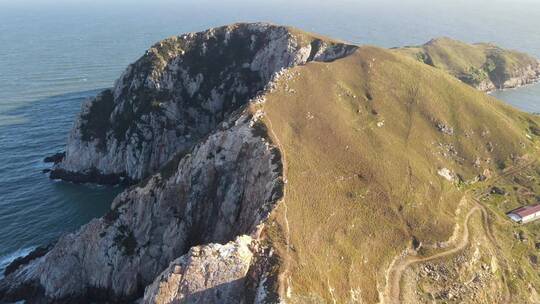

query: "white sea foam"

left=0, top=247, right=35, bottom=279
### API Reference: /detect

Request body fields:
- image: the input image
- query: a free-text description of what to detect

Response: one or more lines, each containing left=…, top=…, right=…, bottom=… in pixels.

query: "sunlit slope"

left=259, top=46, right=540, bottom=303
left=394, top=37, right=540, bottom=90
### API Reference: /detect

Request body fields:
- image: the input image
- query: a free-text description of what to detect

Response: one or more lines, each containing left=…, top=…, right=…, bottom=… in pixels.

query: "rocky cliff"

left=5, top=23, right=540, bottom=304
left=50, top=23, right=356, bottom=184
left=141, top=236, right=255, bottom=304
left=1, top=110, right=283, bottom=303
left=1, top=23, right=355, bottom=303
left=142, top=234, right=280, bottom=304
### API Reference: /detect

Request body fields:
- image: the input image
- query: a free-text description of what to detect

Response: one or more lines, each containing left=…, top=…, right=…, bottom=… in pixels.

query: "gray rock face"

left=476, top=60, right=540, bottom=92
left=1, top=23, right=358, bottom=303
left=142, top=235, right=281, bottom=304
left=142, top=235, right=254, bottom=304
left=499, top=61, right=540, bottom=90
left=1, top=111, right=284, bottom=302
left=52, top=22, right=356, bottom=183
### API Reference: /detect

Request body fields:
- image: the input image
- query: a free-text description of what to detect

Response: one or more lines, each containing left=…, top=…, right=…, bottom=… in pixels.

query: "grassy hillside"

left=394, top=37, right=540, bottom=90
left=256, top=46, right=540, bottom=303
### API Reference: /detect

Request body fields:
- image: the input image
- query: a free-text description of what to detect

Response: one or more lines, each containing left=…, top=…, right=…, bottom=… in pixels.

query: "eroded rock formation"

left=50, top=23, right=355, bottom=184
left=1, top=111, right=284, bottom=303
left=142, top=235, right=254, bottom=304
left=1, top=22, right=358, bottom=303
left=6, top=22, right=540, bottom=304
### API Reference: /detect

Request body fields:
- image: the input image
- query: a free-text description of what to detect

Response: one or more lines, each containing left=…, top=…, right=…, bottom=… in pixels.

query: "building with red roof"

left=507, top=204, right=540, bottom=223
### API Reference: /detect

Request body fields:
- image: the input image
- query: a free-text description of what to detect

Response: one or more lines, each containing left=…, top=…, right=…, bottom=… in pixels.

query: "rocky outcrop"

left=455, top=58, right=540, bottom=92
left=142, top=235, right=254, bottom=304
left=142, top=235, right=280, bottom=304
left=497, top=61, right=540, bottom=90
left=51, top=22, right=356, bottom=184
left=43, top=152, right=65, bottom=164
left=476, top=60, right=540, bottom=92
left=2, top=22, right=358, bottom=303
left=142, top=235, right=281, bottom=304
left=0, top=111, right=284, bottom=303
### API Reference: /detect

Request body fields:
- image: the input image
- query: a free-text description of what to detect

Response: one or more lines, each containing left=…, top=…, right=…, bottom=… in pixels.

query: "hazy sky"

left=1, top=0, right=538, bottom=48
left=0, top=0, right=538, bottom=10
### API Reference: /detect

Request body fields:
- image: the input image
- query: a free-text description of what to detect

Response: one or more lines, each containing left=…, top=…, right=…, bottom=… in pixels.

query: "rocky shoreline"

left=4, top=22, right=540, bottom=304
left=48, top=167, right=135, bottom=185
left=48, top=23, right=356, bottom=185
left=0, top=23, right=355, bottom=303
left=1, top=109, right=286, bottom=303
left=479, top=62, right=540, bottom=92
left=43, top=152, right=136, bottom=185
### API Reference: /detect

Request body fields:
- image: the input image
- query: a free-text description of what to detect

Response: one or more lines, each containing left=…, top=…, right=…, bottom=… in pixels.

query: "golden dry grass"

left=258, top=46, right=540, bottom=303
left=394, top=37, right=539, bottom=87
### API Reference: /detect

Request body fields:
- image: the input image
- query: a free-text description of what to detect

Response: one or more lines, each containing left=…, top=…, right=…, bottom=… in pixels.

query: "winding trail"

left=382, top=159, right=535, bottom=304
left=382, top=204, right=480, bottom=304
left=475, top=198, right=511, bottom=304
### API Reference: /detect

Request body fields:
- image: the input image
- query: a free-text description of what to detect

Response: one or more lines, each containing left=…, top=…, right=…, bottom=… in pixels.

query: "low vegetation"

left=394, top=37, right=539, bottom=89
left=80, top=89, right=115, bottom=150
left=43, top=25, right=540, bottom=303
left=258, top=45, right=540, bottom=303
left=114, top=224, right=138, bottom=256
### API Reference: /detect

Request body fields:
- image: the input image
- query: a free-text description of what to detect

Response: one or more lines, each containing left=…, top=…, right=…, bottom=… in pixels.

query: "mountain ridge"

left=49, top=22, right=356, bottom=184
left=3, top=23, right=540, bottom=303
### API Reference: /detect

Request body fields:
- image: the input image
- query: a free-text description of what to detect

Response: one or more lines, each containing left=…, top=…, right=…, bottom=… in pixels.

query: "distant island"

left=394, top=37, right=540, bottom=91
left=2, top=23, right=540, bottom=304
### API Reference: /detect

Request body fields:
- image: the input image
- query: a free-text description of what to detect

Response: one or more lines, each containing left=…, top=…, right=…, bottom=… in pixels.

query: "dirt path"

left=261, top=110, right=293, bottom=298
left=382, top=159, right=535, bottom=304
left=382, top=204, right=480, bottom=304
left=475, top=199, right=511, bottom=303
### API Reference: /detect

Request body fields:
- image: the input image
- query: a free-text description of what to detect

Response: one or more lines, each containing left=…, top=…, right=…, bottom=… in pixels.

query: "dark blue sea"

left=1, top=0, right=539, bottom=272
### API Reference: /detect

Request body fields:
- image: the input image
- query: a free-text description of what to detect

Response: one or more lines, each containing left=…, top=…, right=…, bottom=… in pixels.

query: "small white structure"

left=507, top=204, right=540, bottom=223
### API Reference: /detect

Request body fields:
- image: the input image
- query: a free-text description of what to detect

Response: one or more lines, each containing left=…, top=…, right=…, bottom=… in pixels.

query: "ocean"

left=1, top=0, right=539, bottom=272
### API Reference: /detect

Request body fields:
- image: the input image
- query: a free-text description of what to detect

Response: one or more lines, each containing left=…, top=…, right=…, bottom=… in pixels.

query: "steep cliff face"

left=51, top=23, right=356, bottom=184
left=1, top=111, right=284, bottom=303
left=394, top=37, right=540, bottom=91
left=142, top=234, right=281, bottom=304
left=498, top=61, right=540, bottom=89
left=6, top=23, right=540, bottom=304
left=142, top=235, right=253, bottom=304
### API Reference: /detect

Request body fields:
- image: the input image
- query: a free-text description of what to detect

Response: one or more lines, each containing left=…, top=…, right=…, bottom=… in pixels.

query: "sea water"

left=1, top=0, right=539, bottom=271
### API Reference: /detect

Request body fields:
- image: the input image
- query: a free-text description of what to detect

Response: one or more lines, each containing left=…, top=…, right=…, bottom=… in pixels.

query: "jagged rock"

left=43, top=152, right=65, bottom=164
left=498, top=62, right=540, bottom=90
left=51, top=23, right=356, bottom=184
left=436, top=121, right=454, bottom=135
left=142, top=236, right=254, bottom=304
left=0, top=112, right=284, bottom=303
left=49, top=167, right=132, bottom=185
left=514, top=231, right=528, bottom=242
left=3, top=245, right=53, bottom=276
left=486, top=141, right=494, bottom=152
left=473, top=157, right=481, bottom=168
left=437, top=167, right=455, bottom=182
